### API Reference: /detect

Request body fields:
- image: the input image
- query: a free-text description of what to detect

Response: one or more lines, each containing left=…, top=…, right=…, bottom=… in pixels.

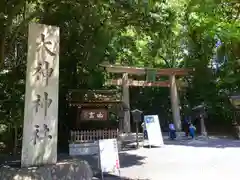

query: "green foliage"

left=1, top=0, right=240, bottom=152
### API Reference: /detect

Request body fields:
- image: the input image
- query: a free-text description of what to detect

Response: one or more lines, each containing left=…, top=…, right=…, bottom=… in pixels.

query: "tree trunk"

left=0, top=33, right=5, bottom=69
left=13, top=125, right=18, bottom=155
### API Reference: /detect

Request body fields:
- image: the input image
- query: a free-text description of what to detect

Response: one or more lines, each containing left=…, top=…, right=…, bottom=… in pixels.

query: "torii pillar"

left=122, top=73, right=131, bottom=133
left=169, top=74, right=181, bottom=132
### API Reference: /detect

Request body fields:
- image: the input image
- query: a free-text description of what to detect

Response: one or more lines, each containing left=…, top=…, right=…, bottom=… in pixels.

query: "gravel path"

left=114, top=136, right=240, bottom=180
left=1, top=135, right=240, bottom=180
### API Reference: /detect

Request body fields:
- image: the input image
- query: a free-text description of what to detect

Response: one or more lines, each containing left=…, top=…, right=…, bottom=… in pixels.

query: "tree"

left=1, top=0, right=240, bottom=153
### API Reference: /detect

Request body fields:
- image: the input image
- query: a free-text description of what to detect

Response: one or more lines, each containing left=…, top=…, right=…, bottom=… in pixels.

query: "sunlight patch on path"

left=119, top=139, right=240, bottom=180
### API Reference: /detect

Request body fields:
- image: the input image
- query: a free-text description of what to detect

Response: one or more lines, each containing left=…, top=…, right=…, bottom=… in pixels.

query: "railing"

left=70, top=129, right=119, bottom=143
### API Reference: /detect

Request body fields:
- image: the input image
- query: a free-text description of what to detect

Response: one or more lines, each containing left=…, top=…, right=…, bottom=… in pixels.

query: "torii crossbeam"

left=101, top=64, right=193, bottom=132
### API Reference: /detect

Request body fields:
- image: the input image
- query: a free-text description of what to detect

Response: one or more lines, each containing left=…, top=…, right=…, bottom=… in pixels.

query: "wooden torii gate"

left=101, top=64, right=192, bottom=133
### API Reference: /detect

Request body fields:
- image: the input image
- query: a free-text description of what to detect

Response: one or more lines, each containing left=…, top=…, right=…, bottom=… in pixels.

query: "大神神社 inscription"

left=21, top=23, right=59, bottom=167
left=36, top=33, right=56, bottom=58
left=33, top=61, right=54, bottom=86
left=33, top=92, right=52, bottom=118
left=33, top=124, right=52, bottom=145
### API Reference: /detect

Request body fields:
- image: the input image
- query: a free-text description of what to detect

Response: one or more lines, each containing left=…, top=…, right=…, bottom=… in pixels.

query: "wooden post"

left=169, top=74, right=181, bottom=131
left=122, top=73, right=131, bottom=133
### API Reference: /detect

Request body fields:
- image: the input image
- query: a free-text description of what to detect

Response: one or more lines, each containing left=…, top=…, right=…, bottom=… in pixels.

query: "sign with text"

left=80, top=109, right=108, bottom=121
left=21, top=23, right=59, bottom=167
left=144, top=115, right=164, bottom=147
left=98, top=139, right=120, bottom=176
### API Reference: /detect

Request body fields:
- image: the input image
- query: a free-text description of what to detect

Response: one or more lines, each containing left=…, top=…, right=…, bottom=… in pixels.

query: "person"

left=183, top=117, right=190, bottom=137
left=189, top=123, right=196, bottom=139
left=141, top=121, right=148, bottom=140
left=169, top=122, right=176, bottom=140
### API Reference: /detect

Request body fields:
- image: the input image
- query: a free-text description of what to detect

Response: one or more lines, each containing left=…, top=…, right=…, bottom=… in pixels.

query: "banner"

left=144, top=115, right=164, bottom=147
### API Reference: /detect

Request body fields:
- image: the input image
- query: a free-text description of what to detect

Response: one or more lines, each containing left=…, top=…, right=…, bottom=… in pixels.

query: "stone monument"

left=0, top=23, right=93, bottom=180
left=21, top=23, right=60, bottom=167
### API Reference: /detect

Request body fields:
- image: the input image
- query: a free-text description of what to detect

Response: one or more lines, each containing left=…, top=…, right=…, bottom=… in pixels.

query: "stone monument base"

left=0, top=159, right=93, bottom=180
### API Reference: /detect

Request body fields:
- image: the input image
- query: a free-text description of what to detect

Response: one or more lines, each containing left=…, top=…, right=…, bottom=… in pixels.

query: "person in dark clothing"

left=183, top=117, right=190, bottom=137
left=141, top=121, right=148, bottom=140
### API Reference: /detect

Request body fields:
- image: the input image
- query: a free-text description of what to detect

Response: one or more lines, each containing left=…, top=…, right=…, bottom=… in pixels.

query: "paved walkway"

left=101, top=136, right=240, bottom=180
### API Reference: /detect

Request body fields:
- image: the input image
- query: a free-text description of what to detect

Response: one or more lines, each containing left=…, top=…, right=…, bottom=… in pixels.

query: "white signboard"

left=21, top=23, right=59, bottom=167
left=69, top=142, right=99, bottom=156
left=98, top=139, right=120, bottom=176
left=144, top=115, right=164, bottom=147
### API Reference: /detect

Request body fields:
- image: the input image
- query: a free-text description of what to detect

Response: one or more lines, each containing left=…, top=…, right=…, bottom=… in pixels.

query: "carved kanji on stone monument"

left=33, top=61, right=53, bottom=86
left=43, top=92, right=52, bottom=118
left=36, top=33, right=56, bottom=60
left=33, top=92, right=52, bottom=118
left=22, top=24, right=59, bottom=167
left=33, top=124, right=52, bottom=145
left=33, top=94, right=41, bottom=113
left=33, top=33, right=56, bottom=86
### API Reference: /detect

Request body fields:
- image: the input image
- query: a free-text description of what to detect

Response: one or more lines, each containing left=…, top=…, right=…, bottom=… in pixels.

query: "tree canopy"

left=1, top=0, right=240, bottom=153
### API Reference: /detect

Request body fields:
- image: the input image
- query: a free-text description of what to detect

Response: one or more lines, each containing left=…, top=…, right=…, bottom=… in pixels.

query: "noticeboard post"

left=131, top=109, right=143, bottom=148
left=144, top=115, right=164, bottom=147
left=98, top=139, right=120, bottom=179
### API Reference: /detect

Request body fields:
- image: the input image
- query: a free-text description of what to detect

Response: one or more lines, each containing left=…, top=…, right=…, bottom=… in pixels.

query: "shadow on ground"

left=119, top=152, right=146, bottom=168
left=93, top=173, right=150, bottom=180
left=65, top=151, right=146, bottom=180
left=0, top=150, right=146, bottom=179
left=77, top=151, right=146, bottom=170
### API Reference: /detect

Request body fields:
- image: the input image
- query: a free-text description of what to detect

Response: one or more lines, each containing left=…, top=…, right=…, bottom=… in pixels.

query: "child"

left=189, top=123, right=196, bottom=139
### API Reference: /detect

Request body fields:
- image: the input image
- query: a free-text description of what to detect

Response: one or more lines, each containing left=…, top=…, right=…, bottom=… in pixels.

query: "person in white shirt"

left=169, top=122, right=176, bottom=140
left=169, top=123, right=175, bottom=130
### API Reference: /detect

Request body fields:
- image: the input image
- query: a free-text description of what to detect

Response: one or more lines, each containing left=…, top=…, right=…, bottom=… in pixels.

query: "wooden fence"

left=70, top=129, right=119, bottom=143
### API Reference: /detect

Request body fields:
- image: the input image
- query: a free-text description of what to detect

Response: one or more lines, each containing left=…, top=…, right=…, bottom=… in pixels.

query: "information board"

left=144, top=115, right=164, bottom=147
left=98, top=139, right=120, bottom=177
